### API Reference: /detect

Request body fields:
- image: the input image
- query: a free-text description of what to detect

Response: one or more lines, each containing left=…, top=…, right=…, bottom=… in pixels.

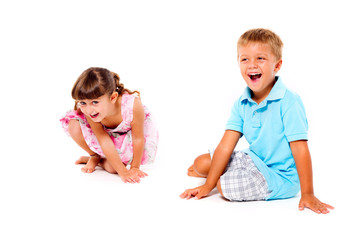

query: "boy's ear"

left=110, top=92, right=119, bottom=103
left=274, top=59, right=282, bottom=73
left=237, top=53, right=241, bottom=65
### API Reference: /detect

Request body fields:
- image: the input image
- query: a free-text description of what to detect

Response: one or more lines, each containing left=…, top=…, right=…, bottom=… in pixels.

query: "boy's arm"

left=290, top=140, right=334, bottom=214
left=180, top=130, right=241, bottom=199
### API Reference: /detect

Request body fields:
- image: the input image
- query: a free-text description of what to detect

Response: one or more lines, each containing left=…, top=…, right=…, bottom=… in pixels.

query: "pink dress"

left=60, top=93, right=159, bottom=165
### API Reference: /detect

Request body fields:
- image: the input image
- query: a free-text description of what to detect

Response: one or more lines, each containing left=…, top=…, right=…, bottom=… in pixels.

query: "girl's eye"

left=79, top=101, right=86, bottom=106
left=92, top=101, right=99, bottom=105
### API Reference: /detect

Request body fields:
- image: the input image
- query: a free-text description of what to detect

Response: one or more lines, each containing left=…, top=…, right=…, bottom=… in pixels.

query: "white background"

left=1, top=0, right=359, bottom=239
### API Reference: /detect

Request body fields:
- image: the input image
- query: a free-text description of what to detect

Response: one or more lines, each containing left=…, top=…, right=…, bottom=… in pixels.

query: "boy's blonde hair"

left=237, top=28, right=283, bottom=60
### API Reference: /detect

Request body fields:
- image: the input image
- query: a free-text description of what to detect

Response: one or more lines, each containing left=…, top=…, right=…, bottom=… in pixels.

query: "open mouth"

left=90, top=113, right=99, bottom=119
left=248, top=73, right=262, bottom=81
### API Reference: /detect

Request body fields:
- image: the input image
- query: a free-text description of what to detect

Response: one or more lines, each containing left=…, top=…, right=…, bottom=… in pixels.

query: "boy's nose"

left=248, top=59, right=258, bottom=68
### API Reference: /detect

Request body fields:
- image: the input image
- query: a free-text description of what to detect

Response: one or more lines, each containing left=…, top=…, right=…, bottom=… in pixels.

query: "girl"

left=60, top=67, right=158, bottom=183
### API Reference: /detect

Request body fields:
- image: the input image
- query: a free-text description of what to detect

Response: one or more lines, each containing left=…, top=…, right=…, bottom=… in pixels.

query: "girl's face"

left=77, top=93, right=117, bottom=122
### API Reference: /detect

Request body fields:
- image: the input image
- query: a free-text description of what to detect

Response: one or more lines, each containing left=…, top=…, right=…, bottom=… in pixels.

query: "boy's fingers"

left=180, top=189, right=192, bottom=199
left=188, top=189, right=199, bottom=199
left=317, top=202, right=332, bottom=213
left=302, top=202, right=331, bottom=214
left=322, top=202, right=334, bottom=210
left=186, top=189, right=200, bottom=199
left=195, top=191, right=204, bottom=200
left=311, top=204, right=324, bottom=214
left=181, top=189, right=191, bottom=199
left=303, top=202, right=320, bottom=213
left=298, top=203, right=304, bottom=211
left=180, top=187, right=209, bottom=200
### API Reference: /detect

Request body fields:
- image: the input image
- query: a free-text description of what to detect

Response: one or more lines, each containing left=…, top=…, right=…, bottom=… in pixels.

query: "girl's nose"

left=82, top=105, right=93, bottom=115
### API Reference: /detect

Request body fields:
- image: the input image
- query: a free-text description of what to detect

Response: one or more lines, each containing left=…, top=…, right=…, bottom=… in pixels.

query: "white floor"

left=1, top=1, right=359, bottom=239
left=1, top=124, right=358, bottom=239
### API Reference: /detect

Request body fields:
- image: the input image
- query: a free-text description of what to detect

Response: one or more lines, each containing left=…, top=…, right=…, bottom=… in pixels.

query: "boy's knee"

left=193, top=153, right=211, bottom=176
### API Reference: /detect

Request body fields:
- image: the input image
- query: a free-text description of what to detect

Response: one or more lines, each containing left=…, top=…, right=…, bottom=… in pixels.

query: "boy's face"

left=238, top=42, right=282, bottom=102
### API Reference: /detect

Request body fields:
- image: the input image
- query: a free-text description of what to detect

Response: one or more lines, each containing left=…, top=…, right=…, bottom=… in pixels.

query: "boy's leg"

left=187, top=153, right=212, bottom=177
left=187, top=153, right=226, bottom=197
left=217, top=151, right=269, bottom=201
left=68, top=119, right=100, bottom=173
left=216, top=179, right=225, bottom=198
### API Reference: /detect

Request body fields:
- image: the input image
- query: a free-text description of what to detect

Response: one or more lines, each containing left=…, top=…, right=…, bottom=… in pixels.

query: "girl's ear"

left=110, top=92, right=119, bottom=104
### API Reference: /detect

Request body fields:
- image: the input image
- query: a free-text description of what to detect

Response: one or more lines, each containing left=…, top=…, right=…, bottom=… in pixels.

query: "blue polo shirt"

left=226, top=77, right=308, bottom=200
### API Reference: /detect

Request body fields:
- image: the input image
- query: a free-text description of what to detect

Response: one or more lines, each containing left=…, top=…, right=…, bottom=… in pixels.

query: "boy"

left=180, top=28, right=333, bottom=214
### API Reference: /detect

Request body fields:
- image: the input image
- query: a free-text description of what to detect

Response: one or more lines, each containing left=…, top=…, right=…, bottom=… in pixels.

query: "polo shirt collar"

left=240, top=76, right=286, bottom=103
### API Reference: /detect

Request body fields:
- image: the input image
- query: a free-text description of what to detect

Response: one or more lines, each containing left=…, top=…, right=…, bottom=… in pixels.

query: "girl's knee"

left=68, top=120, right=82, bottom=137
left=100, top=159, right=117, bottom=174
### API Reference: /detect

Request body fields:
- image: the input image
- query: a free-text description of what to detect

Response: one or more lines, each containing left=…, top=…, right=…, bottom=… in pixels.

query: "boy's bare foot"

left=187, top=164, right=205, bottom=178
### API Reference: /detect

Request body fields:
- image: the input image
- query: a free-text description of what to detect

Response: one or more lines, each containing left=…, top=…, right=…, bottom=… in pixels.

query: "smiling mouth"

left=248, top=73, right=262, bottom=81
left=90, top=113, right=99, bottom=118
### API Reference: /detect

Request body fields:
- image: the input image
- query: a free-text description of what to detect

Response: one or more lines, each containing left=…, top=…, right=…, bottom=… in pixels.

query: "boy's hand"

left=179, top=184, right=213, bottom=200
left=299, top=193, right=334, bottom=214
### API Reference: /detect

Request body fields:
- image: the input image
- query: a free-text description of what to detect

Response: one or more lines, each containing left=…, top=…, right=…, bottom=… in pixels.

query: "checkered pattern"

left=216, top=151, right=269, bottom=201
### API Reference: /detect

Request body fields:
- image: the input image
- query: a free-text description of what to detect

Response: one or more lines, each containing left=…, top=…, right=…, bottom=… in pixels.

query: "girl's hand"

left=119, top=168, right=147, bottom=183
left=299, top=193, right=334, bottom=214
left=129, top=167, right=148, bottom=179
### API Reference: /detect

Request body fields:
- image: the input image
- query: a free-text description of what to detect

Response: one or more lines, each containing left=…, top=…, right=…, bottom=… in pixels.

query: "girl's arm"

left=180, top=130, right=241, bottom=199
left=290, top=140, right=334, bottom=214
left=85, top=116, right=136, bottom=183
left=128, top=97, right=147, bottom=178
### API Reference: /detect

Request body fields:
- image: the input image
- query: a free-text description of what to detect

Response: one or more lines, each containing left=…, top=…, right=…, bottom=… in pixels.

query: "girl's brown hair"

left=71, top=67, right=139, bottom=110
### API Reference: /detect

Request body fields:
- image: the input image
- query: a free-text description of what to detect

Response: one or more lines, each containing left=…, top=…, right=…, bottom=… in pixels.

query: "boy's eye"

left=258, top=57, right=265, bottom=60
left=240, top=58, right=248, bottom=62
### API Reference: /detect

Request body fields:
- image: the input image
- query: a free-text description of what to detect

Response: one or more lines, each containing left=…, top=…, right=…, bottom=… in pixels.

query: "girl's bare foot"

left=187, top=164, right=205, bottom=178
left=75, top=156, right=90, bottom=165
left=75, top=155, right=101, bottom=173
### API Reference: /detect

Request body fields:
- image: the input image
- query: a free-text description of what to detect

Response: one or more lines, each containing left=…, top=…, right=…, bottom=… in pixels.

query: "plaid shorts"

left=210, top=150, right=270, bottom=201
